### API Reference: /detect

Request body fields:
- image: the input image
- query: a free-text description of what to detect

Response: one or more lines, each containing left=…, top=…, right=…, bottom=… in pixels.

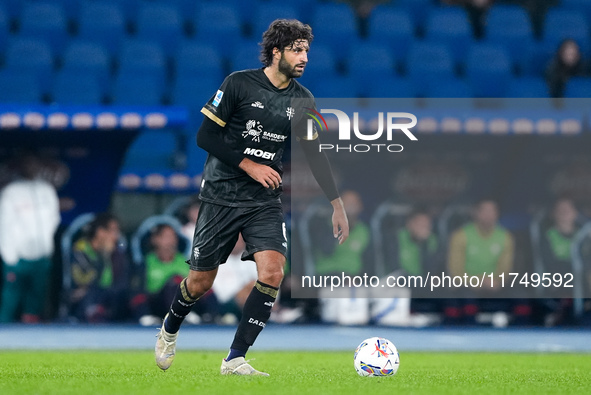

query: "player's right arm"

left=196, top=118, right=281, bottom=189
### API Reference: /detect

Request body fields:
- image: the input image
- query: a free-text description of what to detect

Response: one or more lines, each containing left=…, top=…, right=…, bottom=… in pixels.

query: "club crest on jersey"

left=212, top=90, right=224, bottom=107
left=286, top=107, right=295, bottom=120
left=243, top=120, right=263, bottom=142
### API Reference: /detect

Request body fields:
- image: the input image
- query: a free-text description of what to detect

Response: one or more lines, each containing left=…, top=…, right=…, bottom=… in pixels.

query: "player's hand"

left=331, top=197, right=349, bottom=245
left=239, top=158, right=282, bottom=189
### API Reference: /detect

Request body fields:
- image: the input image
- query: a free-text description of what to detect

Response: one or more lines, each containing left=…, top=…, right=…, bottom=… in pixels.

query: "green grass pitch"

left=1, top=351, right=590, bottom=394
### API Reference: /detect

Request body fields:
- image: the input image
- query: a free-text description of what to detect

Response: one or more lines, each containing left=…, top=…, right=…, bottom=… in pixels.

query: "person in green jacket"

left=315, top=190, right=369, bottom=276
left=132, top=224, right=216, bottom=326
left=445, top=199, right=530, bottom=325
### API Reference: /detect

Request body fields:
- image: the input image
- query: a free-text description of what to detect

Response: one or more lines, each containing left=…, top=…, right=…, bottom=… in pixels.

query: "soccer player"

left=155, top=19, right=349, bottom=376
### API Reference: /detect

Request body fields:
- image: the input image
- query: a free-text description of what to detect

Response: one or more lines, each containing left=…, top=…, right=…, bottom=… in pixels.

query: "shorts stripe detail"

left=180, top=279, right=198, bottom=302
left=255, top=281, right=278, bottom=299
left=201, top=107, right=226, bottom=127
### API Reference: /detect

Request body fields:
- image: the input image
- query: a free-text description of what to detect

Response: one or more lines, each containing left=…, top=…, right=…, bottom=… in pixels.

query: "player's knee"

left=258, top=266, right=284, bottom=288
left=186, top=270, right=216, bottom=298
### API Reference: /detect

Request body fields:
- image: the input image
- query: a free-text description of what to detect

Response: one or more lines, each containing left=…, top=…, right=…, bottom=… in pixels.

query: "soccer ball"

left=354, top=337, right=400, bottom=377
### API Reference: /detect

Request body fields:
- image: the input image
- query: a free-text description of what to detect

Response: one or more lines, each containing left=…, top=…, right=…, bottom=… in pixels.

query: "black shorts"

left=188, top=201, right=287, bottom=271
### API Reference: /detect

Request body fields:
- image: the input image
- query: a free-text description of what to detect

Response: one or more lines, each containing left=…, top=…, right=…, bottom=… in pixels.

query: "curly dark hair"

left=260, top=19, right=313, bottom=67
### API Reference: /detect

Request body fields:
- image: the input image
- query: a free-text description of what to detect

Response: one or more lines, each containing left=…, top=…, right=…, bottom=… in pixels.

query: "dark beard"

left=278, top=56, right=303, bottom=79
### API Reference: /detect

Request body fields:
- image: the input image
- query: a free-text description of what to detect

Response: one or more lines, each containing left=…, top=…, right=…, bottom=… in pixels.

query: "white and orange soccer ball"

left=353, top=337, right=400, bottom=377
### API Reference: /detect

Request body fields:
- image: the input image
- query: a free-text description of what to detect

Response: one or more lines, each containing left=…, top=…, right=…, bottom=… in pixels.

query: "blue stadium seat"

left=518, top=41, right=555, bottom=76
left=0, top=70, right=41, bottom=103
left=395, top=0, right=436, bottom=28
left=77, top=1, right=126, bottom=54
left=229, top=40, right=263, bottom=72
left=194, top=4, right=242, bottom=51
left=485, top=5, right=534, bottom=64
left=543, top=9, right=590, bottom=53
left=365, top=76, right=417, bottom=98
left=368, top=7, right=414, bottom=61
left=0, top=0, right=21, bottom=18
left=311, top=3, right=359, bottom=61
left=136, top=3, right=183, bottom=56
left=564, top=77, right=591, bottom=98
left=425, top=7, right=473, bottom=63
left=0, top=5, right=8, bottom=53
left=425, top=78, right=472, bottom=98
left=506, top=77, right=549, bottom=98
left=61, top=40, right=111, bottom=90
left=252, top=3, right=300, bottom=39
left=465, top=43, right=512, bottom=97
left=174, top=41, right=223, bottom=81
left=349, top=43, right=395, bottom=76
left=167, top=0, right=199, bottom=21
left=407, top=42, right=455, bottom=97
left=170, top=74, right=220, bottom=110
left=19, top=2, right=68, bottom=53
left=122, top=130, right=177, bottom=171
left=111, top=72, right=164, bottom=105
left=561, top=0, right=591, bottom=24
left=4, top=37, right=53, bottom=94
left=118, top=39, right=167, bottom=88
left=51, top=71, right=103, bottom=105
left=311, top=76, right=358, bottom=98
left=45, top=0, right=79, bottom=19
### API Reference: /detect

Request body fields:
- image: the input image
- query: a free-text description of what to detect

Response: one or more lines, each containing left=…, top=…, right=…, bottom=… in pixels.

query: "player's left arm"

left=299, top=136, right=349, bottom=245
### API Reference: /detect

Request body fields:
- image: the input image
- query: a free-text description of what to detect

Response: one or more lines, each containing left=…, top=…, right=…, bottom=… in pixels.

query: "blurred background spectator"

left=0, top=154, right=60, bottom=323
left=546, top=39, right=587, bottom=97
left=69, top=213, right=129, bottom=323
left=131, top=223, right=199, bottom=326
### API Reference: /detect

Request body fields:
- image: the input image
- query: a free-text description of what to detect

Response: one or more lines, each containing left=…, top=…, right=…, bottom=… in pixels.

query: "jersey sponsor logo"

left=263, top=131, right=287, bottom=142
left=243, top=147, right=276, bottom=160
left=212, top=90, right=224, bottom=107
left=193, top=246, right=200, bottom=259
left=251, top=101, right=265, bottom=109
left=286, top=106, right=295, bottom=120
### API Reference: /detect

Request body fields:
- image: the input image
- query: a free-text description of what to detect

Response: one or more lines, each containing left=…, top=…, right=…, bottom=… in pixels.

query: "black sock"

left=229, top=280, right=278, bottom=358
left=164, top=278, right=199, bottom=334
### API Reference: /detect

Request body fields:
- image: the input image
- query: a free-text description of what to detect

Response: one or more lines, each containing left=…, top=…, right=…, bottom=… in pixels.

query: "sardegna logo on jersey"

left=305, top=108, right=418, bottom=153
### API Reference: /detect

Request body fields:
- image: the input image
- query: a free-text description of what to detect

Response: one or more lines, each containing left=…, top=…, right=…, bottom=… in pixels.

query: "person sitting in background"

left=0, top=154, right=60, bottom=323
left=315, top=190, right=370, bottom=276
left=70, top=213, right=129, bottom=323
left=211, top=235, right=259, bottom=325
left=539, top=198, right=580, bottom=325
left=542, top=198, right=580, bottom=274
left=396, top=209, right=440, bottom=277
left=546, top=39, right=586, bottom=98
left=395, top=209, right=442, bottom=315
left=132, top=224, right=204, bottom=326
left=446, top=199, right=530, bottom=325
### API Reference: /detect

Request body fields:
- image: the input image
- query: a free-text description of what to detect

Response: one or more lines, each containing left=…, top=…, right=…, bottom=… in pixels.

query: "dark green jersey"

left=200, top=68, right=314, bottom=207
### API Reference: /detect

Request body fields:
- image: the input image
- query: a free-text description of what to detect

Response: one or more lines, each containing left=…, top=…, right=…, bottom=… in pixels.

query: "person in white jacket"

left=0, top=154, right=60, bottom=323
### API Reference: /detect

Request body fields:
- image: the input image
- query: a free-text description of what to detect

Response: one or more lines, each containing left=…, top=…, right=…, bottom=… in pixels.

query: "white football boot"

left=220, top=357, right=269, bottom=376
left=155, top=315, right=178, bottom=370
